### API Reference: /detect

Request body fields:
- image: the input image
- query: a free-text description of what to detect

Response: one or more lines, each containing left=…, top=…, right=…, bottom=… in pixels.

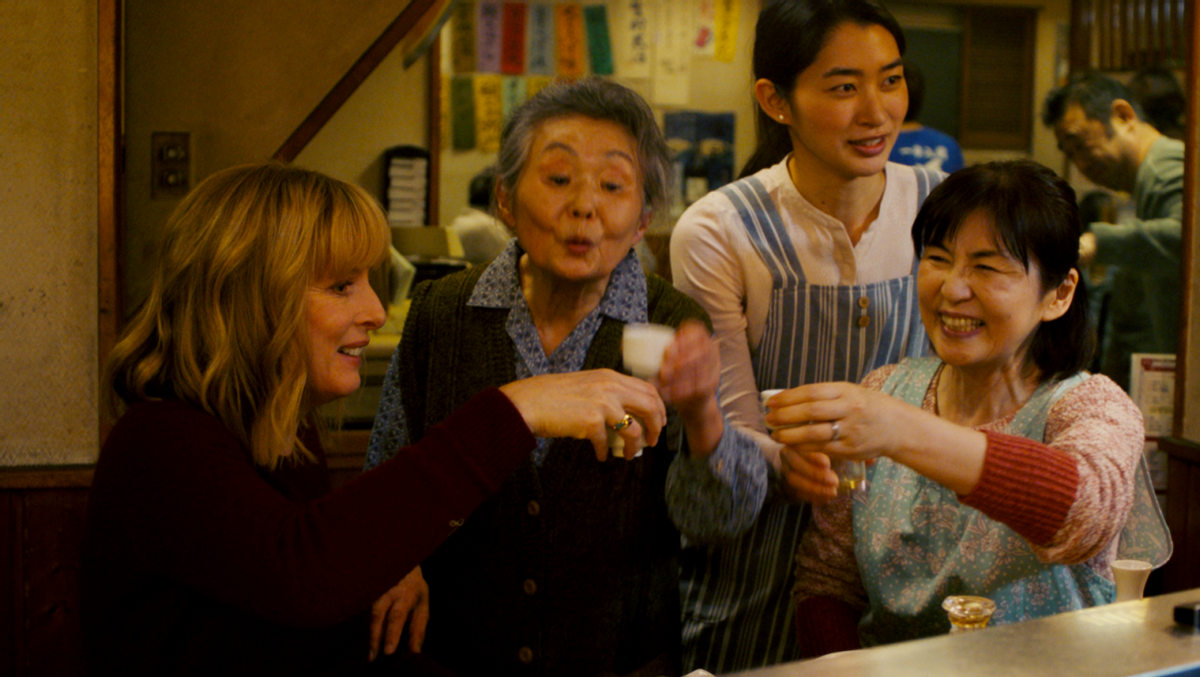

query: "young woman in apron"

left=669, top=0, right=943, bottom=672
left=783, top=161, right=1169, bottom=653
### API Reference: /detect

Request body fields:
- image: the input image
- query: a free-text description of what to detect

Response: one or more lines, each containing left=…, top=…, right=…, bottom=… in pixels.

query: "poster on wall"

left=1130, top=353, right=1175, bottom=497
left=663, top=111, right=735, bottom=218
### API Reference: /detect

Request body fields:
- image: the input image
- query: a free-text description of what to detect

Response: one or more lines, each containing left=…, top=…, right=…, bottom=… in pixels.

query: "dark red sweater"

left=81, top=388, right=534, bottom=676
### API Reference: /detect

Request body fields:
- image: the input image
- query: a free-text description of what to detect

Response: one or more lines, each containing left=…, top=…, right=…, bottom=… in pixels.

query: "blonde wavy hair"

left=106, top=162, right=390, bottom=469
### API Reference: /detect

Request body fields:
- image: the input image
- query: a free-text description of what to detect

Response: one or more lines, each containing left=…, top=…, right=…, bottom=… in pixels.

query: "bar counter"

left=730, top=589, right=1200, bottom=677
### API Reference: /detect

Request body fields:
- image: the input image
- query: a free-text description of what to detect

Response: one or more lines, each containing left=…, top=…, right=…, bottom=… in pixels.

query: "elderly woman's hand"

left=368, top=566, right=428, bottom=661
left=656, top=320, right=725, bottom=458
left=499, top=370, right=667, bottom=461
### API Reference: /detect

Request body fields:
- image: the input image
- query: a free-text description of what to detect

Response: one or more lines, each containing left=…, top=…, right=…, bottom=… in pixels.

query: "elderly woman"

left=365, top=78, right=764, bottom=676
left=81, top=163, right=672, bottom=675
left=772, top=161, right=1169, bottom=653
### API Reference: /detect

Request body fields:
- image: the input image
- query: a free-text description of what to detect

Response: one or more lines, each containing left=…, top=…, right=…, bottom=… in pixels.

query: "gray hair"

left=494, top=78, right=673, bottom=217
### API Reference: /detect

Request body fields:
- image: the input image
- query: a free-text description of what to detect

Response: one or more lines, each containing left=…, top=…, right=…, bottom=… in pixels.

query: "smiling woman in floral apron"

left=782, top=160, right=1170, bottom=654
left=668, top=0, right=942, bottom=672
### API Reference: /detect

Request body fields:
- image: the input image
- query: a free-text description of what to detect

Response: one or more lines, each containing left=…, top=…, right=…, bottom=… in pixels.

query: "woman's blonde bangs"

left=311, top=180, right=390, bottom=280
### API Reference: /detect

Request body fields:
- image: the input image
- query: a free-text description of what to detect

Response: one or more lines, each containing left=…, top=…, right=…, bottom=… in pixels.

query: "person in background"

left=669, top=0, right=942, bottom=671
left=787, top=160, right=1167, bottom=653
left=446, top=165, right=512, bottom=264
left=1042, top=71, right=1184, bottom=391
left=81, top=162, right=672, bottom=676
left=366, top=78, right=766, bottom=677
left=1128, top=66, right=1186, bottom=140
left=889, top=60, right=965, bottom=173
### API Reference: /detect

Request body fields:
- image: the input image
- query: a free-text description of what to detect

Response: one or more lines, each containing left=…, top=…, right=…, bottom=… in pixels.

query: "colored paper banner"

left=500, top=3, right=527, bottom=74
left=555, top=4, right=586, bottom=78
left=653, top=2, right=692, bottom=106
left=502, top=75, right=527, bottom=119
left=450, top=1, right=477, bottom=74
left=450, top=75, right=477, bottom=150
left=584, top=5, right=614, bottom=76
left=714, top=0, right=740, bottom=64
left=610, top=0, right=651, bottom=79
left=475, top=1, right=503, bottom=73
left=527, top=4, right=556, bottom=75
left=474, top=74, right=504, bottom=153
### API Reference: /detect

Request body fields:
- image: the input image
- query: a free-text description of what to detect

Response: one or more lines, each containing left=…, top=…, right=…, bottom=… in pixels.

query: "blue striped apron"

left=680, top=167, right=941, bottom=673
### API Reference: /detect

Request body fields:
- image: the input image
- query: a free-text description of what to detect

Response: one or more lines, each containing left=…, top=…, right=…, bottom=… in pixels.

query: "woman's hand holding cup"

left=763, top=383, right=898, bottom=499
left=499, top=370, right=666, bottom=462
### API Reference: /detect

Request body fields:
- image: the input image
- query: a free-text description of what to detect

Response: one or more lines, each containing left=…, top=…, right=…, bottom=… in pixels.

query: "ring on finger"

left=609, top=413, right=635, bottom=432
left=830, top=421, right=840, bottom=442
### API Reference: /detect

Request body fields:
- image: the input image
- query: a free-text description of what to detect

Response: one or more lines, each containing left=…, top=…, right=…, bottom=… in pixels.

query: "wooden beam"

left=1175, top=0, right=1199, bottom=439
left=98, top=0, right=121, bottom=445
left=273, top=0, right=441, bottom=162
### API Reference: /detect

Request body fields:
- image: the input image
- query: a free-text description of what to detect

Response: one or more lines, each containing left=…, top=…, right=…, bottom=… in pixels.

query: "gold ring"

left=609, top=414, right=635, bottom=432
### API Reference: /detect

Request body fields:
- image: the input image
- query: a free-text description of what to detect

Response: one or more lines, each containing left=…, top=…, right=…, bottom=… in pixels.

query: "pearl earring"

left=778, top=115, right=785, bottom=121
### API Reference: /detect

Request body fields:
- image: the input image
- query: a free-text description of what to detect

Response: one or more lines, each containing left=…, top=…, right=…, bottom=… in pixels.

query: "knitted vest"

left=403, top=266, right=708, bottom=677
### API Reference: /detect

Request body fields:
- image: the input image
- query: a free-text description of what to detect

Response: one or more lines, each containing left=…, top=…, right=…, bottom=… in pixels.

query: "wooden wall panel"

left=1, top=469, right=93, bottom=677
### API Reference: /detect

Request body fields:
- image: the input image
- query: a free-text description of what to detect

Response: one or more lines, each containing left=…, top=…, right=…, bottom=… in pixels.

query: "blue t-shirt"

left=890, top=125, right=965, bottom=173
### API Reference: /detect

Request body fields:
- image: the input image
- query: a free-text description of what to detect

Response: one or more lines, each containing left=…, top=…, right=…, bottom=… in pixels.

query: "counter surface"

left=730, top=589, right=1200, bottom=677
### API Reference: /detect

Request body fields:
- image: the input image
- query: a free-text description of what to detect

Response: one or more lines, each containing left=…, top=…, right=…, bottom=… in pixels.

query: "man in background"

left=447, top=166, right=511, bottom=264
left=889, top=61, right=965, bottom=173
left=1042, top=72, right=1184, bottom=390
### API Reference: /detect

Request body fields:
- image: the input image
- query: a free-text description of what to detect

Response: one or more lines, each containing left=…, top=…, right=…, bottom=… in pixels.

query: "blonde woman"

left=82, top=162, right=666, bottom=675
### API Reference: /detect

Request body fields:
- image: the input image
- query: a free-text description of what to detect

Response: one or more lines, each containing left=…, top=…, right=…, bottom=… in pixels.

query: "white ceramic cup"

left=610, top=324, right=675, bottom=459
left=759, top=389, right=785, bottom=432
left=1112, top=559, right=1153, bottom=602
left=622, top=323, right=677, bottom=381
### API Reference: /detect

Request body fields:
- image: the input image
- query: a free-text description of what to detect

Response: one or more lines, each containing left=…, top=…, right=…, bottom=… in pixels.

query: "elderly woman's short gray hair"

left=494, top=77, right=673, bottom=217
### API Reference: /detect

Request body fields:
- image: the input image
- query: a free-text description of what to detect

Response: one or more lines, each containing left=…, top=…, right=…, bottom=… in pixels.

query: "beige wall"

left=294, top=46, right=428, bottom=199
left=0, top=0, right=99, bottom=466
left=123, top=0, right=419, bottom=313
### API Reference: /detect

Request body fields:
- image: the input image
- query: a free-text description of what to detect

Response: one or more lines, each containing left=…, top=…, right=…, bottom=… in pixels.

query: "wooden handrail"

left=273, top=0, right=442, bottom=162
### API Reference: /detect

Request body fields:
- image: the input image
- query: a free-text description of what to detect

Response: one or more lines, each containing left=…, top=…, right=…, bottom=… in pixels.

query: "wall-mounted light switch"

left=151, top=132, right=191, bottom=199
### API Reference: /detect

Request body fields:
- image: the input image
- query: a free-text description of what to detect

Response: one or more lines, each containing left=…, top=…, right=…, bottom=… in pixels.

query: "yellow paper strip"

left=474, top=74, right=504, bottom=153
left=714, top=0, right=740, bottom=64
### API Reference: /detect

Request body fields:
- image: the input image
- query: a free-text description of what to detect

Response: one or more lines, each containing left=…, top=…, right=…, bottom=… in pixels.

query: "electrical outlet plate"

left=151, top=132, right=191, bottom=200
